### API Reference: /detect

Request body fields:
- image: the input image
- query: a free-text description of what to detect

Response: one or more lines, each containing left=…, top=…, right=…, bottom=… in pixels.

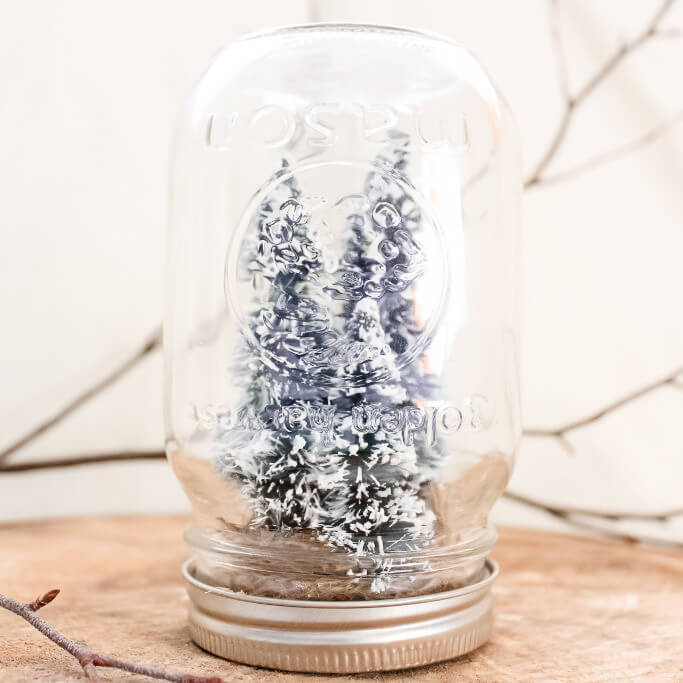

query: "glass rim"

left=183, top=557, right=498, bottom=607
left=235, top=21, right=465, bottom=50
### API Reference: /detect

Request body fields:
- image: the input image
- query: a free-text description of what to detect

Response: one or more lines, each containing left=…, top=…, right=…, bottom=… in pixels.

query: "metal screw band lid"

left=183, top=558, right=498, bottom=673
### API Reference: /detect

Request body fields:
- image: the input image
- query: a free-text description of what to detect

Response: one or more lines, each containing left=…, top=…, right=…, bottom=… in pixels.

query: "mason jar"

left=166, top=22, right=520, bottom=672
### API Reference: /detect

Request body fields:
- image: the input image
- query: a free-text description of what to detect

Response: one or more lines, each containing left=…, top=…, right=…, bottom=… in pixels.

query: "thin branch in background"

left=0, top=451, right=165, bottom=473
left=573, top=0, right=674, bottom=103
left=525, top=0, right=678, bottom=187
left=523, top=365, right=683, bottom=443
left=539, top=109, right=683, bottom=185
left=463, top=161, right=491, bottom=192
left=0, top=327, right=161, bottom=466
left=504, top=490, right=683, bottom=550
left=652, top=26, right=682, bottom=38
left=539, top=511, right=683, bottom=549
left=504, top=490, right=683, bottom=523
left=549, top=0, right=570, bottom=100
left=0, top=588, right=222, bottom=683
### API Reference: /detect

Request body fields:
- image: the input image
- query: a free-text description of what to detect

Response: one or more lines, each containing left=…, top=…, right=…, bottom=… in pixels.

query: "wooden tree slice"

left=1, top=516, right=680, bottom=681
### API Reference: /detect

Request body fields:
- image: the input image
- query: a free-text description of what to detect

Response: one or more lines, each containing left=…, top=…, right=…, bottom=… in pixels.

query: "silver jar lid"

left=183, top=558, right=497, bottom=673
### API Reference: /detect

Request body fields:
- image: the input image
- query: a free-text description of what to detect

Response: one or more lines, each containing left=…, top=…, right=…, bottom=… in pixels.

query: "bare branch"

left=652, top=26, right=683, bottom=38
left=0, top=589, right=222, bottom=683
left=549, top=0, right=570, bottom=99
left=538, top=109, right=683, bottom=185
left=0, top=450, right=165, bottom=473
left=526, top=0, right=574, bottom=189
left=505, top=490, right=683, bottom=523
left=546, top=513, right=683, bottom=549
left=526, top=0, right=679, bottom=187
left=504, top=490, right=683, bottom=550
left=557, top=433, right=575, bottom=455
left=525, top=103, right=573, bottom=189
left=0, top=327, right=161, bottom=466
left=523, top=365, right=683, bottom=440
left=463, top=160, right=491, bottom=192
left=576, top=0, right=676, bottom=102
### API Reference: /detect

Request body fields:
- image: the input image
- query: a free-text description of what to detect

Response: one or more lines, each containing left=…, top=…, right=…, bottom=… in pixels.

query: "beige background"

left=1, top=1, right=682, bottom=541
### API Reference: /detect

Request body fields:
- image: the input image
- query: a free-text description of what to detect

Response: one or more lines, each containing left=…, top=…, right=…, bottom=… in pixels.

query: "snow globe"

left=165, top=23, right=520, bottom=673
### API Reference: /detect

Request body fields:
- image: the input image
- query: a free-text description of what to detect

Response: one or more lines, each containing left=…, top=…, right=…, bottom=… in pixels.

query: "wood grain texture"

left=0, top=516, right=681, bottom=682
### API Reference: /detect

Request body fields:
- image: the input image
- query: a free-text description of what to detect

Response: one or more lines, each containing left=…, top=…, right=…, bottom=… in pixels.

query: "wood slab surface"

left=1, top=516, right=681, bottom=681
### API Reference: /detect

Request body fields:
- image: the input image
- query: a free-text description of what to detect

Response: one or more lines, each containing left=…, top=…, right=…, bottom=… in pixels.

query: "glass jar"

left=166, top=23, right=520, bottom=672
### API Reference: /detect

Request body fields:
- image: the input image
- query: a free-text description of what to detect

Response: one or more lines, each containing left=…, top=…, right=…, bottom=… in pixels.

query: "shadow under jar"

left=165, top=23, right=520, bottom=673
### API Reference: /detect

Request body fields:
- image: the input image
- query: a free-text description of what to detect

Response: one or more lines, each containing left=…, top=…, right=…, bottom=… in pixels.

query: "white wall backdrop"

left=1, top=1, right=682, bottom=541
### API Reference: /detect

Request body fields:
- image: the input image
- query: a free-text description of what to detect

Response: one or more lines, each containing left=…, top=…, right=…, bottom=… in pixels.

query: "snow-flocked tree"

left=215, top=137, right=444, bottom=592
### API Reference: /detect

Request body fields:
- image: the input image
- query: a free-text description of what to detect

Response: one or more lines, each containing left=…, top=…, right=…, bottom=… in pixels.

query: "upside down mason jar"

left=165, top=23, right=521, bottom=673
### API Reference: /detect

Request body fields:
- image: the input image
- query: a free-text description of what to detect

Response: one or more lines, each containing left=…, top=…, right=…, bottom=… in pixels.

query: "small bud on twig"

left=28, top=588, right=60, bottom=612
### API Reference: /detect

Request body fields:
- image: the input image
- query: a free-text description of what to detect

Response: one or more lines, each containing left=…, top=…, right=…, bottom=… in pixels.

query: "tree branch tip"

left=1, top=587, right=226, bottom=682
left=530, top=0, right=679, bottom=186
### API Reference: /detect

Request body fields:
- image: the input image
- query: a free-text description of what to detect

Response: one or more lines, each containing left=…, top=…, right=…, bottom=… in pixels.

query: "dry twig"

left=525, top=0, right=679, bottom=187
left=537, top=109, right=683, bottom=186
left=0, top=450, right=165, bottom=473
left=522, top=365, right=683, bottom=452
left=504, top=490, right=683, bottom=550
left=0, top=327, right=161, bottom=466
left=0, top=588, right=222, bottom=683
left=504, top=490, right=683, bottom=524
